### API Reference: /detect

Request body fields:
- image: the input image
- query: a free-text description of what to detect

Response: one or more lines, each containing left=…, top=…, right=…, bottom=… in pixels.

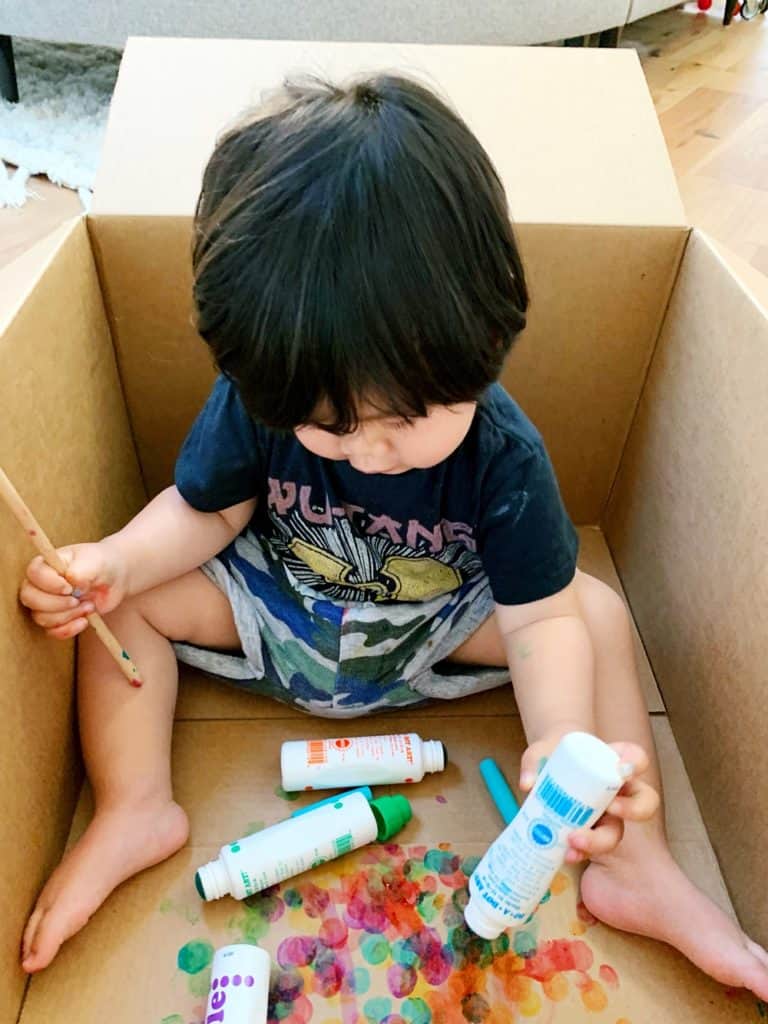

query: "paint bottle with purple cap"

left=204, top=944, right=270, bottom=1023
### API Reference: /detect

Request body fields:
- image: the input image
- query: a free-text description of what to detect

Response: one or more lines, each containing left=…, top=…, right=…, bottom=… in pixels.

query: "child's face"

left=295, top=400, right=477, bottom=474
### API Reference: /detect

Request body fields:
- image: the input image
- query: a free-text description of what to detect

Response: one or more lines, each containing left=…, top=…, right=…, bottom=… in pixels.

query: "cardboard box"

left=1, top=38, right=766, bottom=1024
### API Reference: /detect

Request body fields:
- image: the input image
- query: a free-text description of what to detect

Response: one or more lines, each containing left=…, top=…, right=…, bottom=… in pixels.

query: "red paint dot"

left=130, top=678, right=143, bottom=688
left=405, top=778, right=414, bottom=784
left=29, top=529, right=37, bottom=536
left=304, top=786, right=314, bottom=791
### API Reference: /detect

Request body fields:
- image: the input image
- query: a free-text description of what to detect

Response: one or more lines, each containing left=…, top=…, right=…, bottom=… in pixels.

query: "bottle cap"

left=370, top=795, right=412, bottom=840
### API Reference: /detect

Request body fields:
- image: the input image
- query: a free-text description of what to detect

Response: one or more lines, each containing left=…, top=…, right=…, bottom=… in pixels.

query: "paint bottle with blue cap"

left=464, top=732, right=631, bottom=940
left=195, top=789, right=412, bottom=902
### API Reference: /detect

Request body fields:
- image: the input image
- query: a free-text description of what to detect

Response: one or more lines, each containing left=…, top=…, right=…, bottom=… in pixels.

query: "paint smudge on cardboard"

left=171, top=845, right=625, bottom=1023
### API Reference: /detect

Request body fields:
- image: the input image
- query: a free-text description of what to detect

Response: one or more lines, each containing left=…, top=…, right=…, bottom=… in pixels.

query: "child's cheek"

left=294, top=427, right=343, bottom=460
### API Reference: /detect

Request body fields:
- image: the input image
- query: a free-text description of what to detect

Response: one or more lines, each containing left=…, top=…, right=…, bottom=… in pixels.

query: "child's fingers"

left=607, top=778, right=660, bottom=822
left=607, top=741, right=650, bottom=778
left=567, top=814, right=624, bottom=860
left=19, top=580, right=80, bottom=614
left=48, top=618, right=90, bottom=640
left=31, top=603, right=95, bottom=630
left=25, top=555, right=73, bottom=596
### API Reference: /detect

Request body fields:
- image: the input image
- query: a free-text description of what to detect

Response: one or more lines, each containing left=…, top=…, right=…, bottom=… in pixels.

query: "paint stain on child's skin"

left=172, top=845, right=623, bottom=1023
left=275, top=784, right=301, bottom=802
left=160, top=1015, right=184, bottom=1024
left=435, top=795, right=447, bottom=805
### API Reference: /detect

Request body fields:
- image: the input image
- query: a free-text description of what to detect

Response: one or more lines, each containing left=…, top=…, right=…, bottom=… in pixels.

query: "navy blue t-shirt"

left=175, top=377, right=578, bottom=606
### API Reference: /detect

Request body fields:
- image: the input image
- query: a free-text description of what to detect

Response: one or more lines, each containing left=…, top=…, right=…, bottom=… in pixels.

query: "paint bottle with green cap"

left=195, top=790, right=412, bottom=901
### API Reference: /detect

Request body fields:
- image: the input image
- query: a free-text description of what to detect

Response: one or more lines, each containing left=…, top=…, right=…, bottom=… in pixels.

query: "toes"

left=746, top=937, right=768, bottom=969
left=21, top=905, right=45, bottom=962
left=22, top=902, right=90, bottom=974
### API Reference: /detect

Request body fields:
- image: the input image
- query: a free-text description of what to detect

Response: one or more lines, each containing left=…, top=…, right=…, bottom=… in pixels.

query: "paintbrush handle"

left=0, top=466, right=143, bottom=688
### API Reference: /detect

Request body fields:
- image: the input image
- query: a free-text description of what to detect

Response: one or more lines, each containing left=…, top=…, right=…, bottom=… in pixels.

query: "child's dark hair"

left=193, top=73, right=528, bottom=432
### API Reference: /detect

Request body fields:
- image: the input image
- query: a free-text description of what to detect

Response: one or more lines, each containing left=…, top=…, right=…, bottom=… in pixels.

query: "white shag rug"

left=0, top=37, right=122, bottom=210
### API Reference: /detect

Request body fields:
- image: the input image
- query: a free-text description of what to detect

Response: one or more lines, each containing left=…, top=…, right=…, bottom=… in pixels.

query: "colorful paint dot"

left=121, top=649, right=130, bottom=659
left=599, top=964, right=619, bottom=989
left=364, top=997, right=393, bottom=1023
left=274, top=784, right=301, bottom=801
left=230, top=843, right=241, bottom=853
left=549, top=872, right=570, bottom=895
left=284, top=888, right=302, bottom=908
left=513, top=931, right=537, bottom=958
left=211, top=978, right=218, bottom=990
left=232, top=974, right=242, bottom=986
left=401, top=997, right=432, bottom=1024
left=542, top=972, right=569, bottom=1002
left=245, top=976, right=254, bottom=987
left=461, top=855, right=481, bottom=876
left=319, top=917, right=348, bottom=948
left=349, top=966, right=371, bottom=995
left=160, top=1016, right=184, bottom=1024
left=579, top=979, right=608, bottom=1012
left=177, top=939, right=213, bottom=975
left=435, top=795, right=447, bottom=804
left=220, top=976, right=229, bottom=988
left=277, top=935, right=318, bottom=968
left=388, top=963, right=417, bottom=998
left=361, top=934, right=391, bottom=965
left=570, top=921, right=587, bottom=936
left=461, top=992, right=490, bottom=1023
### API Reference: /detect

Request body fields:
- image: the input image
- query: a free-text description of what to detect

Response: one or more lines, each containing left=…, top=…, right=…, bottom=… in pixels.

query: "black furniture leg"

left=0, top=35, right=18, bottom=102
left=564, top=36, right=585, bottom=47
left=598, top=27, right=620, bottom=47
left=723, top=0, right=739, bottom=25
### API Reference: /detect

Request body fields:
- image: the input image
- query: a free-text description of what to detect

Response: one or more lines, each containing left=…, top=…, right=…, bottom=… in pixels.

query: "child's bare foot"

left=22, top=799, right=189, bottom=972
left=581, top=842, right=768, bottom=999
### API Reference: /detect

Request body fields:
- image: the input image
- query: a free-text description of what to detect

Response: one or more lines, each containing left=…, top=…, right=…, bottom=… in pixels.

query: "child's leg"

left=574, top=573, right=768, bottom=997
left=22, top=569, right=240, bottom=973
left=449, top=571, right=768, bottom=998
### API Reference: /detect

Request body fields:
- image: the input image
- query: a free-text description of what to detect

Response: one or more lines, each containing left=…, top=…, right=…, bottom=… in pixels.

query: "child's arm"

left=104, top=485, right=255, bottom=597
left=496, top=579, right=658, bottom=861
left=20, top=486, right=255, bottom=638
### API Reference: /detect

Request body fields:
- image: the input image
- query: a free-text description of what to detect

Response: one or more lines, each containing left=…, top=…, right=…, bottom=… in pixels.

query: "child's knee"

left=575, top=571, right=631, bottom=642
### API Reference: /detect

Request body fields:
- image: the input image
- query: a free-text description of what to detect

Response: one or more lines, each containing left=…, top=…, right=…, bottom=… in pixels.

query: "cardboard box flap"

left=605, top=227, right=768, bottom=944
left=0, top=218, right=82, bottom=334
left=94, top=38, right=686, bottom=228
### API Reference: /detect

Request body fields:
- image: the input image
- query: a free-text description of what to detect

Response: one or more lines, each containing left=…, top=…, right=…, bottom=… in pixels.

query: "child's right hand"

left=19, top=541, right=129, bottom=640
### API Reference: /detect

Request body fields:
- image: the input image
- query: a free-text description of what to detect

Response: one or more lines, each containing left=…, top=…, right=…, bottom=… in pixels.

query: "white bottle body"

left=200, top=791, right=378, bottom=900
left=464, top=733, right=625, bottom=939
left=204, top=944, right=270, bottom=1024
left=281, top=732, right=444, bottom=790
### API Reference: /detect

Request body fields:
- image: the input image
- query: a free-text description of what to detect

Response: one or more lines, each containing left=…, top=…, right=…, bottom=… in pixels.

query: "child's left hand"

left=519, top=734, right=660, bottom=864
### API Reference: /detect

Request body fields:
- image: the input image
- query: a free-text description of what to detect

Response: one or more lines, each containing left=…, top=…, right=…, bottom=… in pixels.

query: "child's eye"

left=389, top=418, right=412, bottom=431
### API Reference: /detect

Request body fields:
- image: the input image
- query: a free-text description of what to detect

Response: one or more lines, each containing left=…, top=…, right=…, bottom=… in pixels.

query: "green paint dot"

left=160, top=1016, right=184, bottom=1024
left=334, top=801, right=343, bottom=809
left=361, top=934, right=390, bottom=965
left=513, top=931, right=537, bottom=958
left=230, top=843, right=241, bottom=853
left=177, top=939, right=214, bottom=974
left=351, top=966, right=371, bottom=994
left=274, top=784, right=300, bottom=802
left=188, top=968, right=211, bottom=998
left=492, top=933, right=510, bottom=956
left=121, top=650, right=130, bottom=660
left=284, top=888, right=302, bottom=908
left=402, top=998, right=432, bottom=1024
left=416, top=891, right=438, bottom=923
left=391, top=938, right=419, bottom=967
left=274, top=1001, right=293, bottom=1020
left=364, top=997, right=392, bottom=1023
left=461, top=855, right=481, bottom=877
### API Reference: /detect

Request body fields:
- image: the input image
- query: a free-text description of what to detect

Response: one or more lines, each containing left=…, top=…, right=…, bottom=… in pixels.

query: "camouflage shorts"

left=174, top=529, right=509, bottom=718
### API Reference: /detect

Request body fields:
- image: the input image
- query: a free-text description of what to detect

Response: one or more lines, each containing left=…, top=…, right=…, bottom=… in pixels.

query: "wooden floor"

left=1, top=6, right=768, bottom=281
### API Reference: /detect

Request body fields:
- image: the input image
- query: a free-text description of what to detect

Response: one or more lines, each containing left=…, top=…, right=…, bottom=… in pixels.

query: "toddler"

left=19, top=74, right=768, bottom=997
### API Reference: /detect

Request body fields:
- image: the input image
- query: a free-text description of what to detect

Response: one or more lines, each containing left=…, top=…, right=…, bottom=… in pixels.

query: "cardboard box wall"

left=0, top=39, right=766, bottom=1024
